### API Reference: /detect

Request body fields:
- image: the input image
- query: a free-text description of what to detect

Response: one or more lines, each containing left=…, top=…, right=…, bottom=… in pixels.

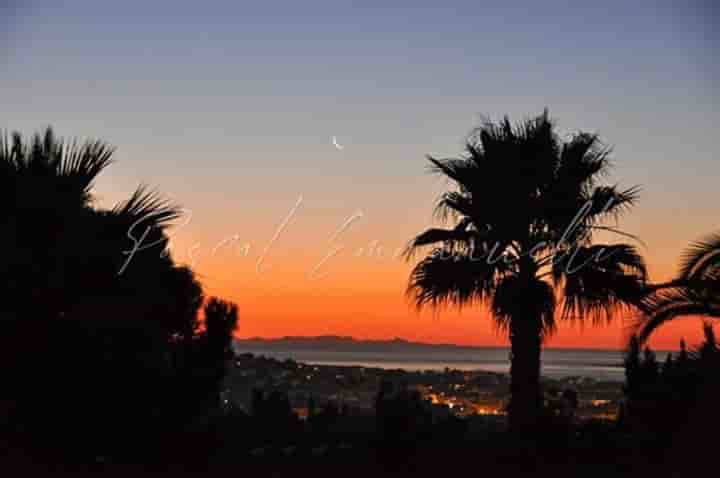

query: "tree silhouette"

left=0, top=128, right=114, bottom=338
left=620, top=338, right=669, bottom=434
left=661, top=353, right=674, bottom=376
left=0, top=129, right=197, bottom=338
left=679, top=338, right=689, bottom=364
left=406, top=111, right=646, bottom=432
left=636, top=230, right=720, bottom=341
left=632, top=233, right=720, bottom=462
left=698, top=322, right=718, bottom=362
left=624, top=336, right=642, bottom=400
left=180, top=297, right=240, bottom=413
left=641, top=347, right=659, bottom=385
left=0, top=127, right=236, bottom=458
left=374, top=380, right=431, bottom=451
left=203, top=297, right=239, bottom=361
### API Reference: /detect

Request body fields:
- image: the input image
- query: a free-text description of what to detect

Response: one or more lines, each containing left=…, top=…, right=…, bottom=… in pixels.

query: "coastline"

left=233, top=338, right=632, bottom=382
left=226, top=353, right=624, bottom=422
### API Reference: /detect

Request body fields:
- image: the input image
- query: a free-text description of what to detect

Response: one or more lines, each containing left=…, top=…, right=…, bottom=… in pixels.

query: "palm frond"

left=634, top=286, right=720, bottom=343
left=432, top=191, right=474, bottom=222
left=556, top=244, right=647, bottom=324
left=585, top=185, right=641, bottom=221
left=112, top=185, right=181, bottom=227
left=678, top=231, right=720, bottom=281
left=556, top=132, right=612, bottom=190
left=407, top=249, right=510, bottom=310
left=0, top=127, right=114, bottom=205
left=59, top=138, right=115, bottom=198
left=426, top=156, right=479, bottom=192
left=404, top=218, right=477, bottom=259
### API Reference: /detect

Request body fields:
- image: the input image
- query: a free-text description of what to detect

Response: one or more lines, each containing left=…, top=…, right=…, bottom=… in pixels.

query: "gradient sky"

left=2, top=0, right=718, bottom=350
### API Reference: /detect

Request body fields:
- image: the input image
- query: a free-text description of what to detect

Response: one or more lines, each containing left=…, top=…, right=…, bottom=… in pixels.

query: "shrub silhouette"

left=0, top=128, right=238, bottom=460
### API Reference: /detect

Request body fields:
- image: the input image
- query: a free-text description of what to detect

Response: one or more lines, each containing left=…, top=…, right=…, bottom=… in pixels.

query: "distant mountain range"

left=233, top=335, right=503, bottom=353
left=232, top=336, right=630, bottom=381
left=232, top=336, right=627, bottom=354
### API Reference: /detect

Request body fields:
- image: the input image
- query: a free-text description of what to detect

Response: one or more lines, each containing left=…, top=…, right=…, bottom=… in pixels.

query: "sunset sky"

left=2, top=1, right=718, bottom=350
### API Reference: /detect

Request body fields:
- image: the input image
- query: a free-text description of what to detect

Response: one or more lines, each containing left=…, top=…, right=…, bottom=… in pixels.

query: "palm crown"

left=0, top=128, right=114, bottom=211
left=0, top=128, right=200, bottom=338
left=406, top=110, right=647, bottom=430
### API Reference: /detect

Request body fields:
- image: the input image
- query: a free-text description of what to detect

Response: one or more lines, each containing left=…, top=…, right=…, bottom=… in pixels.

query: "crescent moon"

left=331, top=136, right=344, bottom=150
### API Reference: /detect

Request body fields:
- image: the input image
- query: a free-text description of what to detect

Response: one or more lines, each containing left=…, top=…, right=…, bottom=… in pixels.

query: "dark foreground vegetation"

left=1, top=116, right=718, bottom=476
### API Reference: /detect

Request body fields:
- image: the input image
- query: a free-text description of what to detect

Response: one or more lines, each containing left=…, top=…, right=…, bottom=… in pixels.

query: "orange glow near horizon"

left=6, top=0, right=719, bottom=356
left=151, top=209, right=717, bottom=353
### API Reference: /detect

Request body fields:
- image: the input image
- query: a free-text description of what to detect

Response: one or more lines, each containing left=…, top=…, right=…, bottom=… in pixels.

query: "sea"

left=233, top=344, right=674, bottom=382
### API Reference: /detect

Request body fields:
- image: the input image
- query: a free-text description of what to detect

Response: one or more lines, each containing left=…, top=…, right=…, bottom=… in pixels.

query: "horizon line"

left=233, top=334, right=679, bottom=353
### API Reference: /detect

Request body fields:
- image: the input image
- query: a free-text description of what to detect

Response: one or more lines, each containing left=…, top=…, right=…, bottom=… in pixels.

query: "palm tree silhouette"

left=636, top=231, right=720, bottom=342
left=0, top=128, right=114, bottom=321
left=0, top=128, right=197, bottom=334
left=406, top=110, right=647, bottom=432
left=0, top=128, right=210, bottom=442
left=630, top=231, right=720, bottom=475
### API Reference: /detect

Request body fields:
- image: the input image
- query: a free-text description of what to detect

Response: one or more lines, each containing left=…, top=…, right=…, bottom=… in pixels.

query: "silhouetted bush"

left=621, top=325, right=720, bottom=437
left=0, top=128, right=239, bottom=462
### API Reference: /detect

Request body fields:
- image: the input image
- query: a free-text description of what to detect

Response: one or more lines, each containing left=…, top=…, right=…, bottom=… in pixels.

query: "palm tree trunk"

left=508, top=318, right=543, bottom=433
